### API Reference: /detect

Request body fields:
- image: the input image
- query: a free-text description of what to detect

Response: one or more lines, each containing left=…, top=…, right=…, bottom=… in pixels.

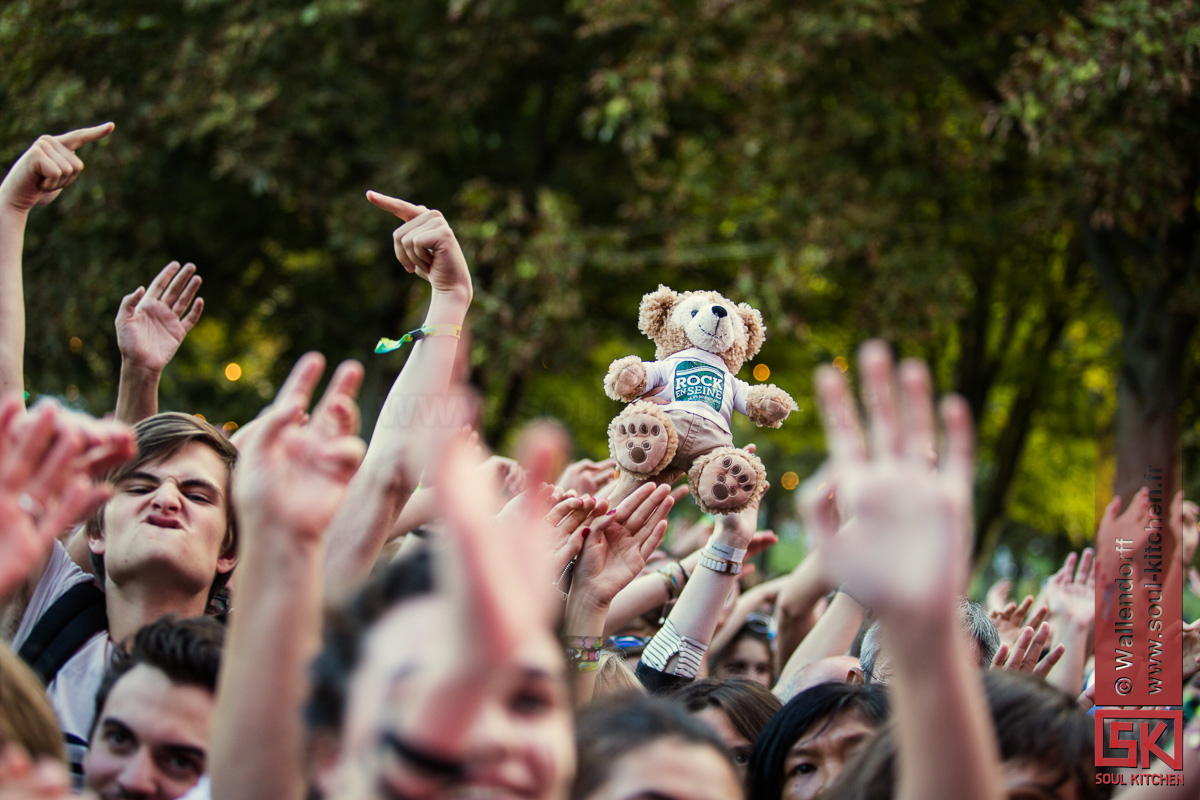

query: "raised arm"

left=211, top=353, right=366, bottom=800
left=772, top=544, right=836, bottom=667
left=564, top=482, right=672, bottom=705
left=1041, top=548, right=1096, bottom=694
left=321, top=193, right=473, bottom=598
left=634, top=509, right=754, bottom=690
left=113, top=261, right=204, bottom=423
left=0, top=123, right=113, bottom=399
left=807, top=341, right=1001, bottom=800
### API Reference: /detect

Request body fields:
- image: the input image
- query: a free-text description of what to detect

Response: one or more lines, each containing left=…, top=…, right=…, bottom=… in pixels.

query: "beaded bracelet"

left=564, top=646, right=602, bottom=672
left=655, top=561, right=686, bottom=600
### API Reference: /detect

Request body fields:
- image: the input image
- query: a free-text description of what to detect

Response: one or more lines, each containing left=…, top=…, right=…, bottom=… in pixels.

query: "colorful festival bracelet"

left=375, top=324, right=463, bottom=354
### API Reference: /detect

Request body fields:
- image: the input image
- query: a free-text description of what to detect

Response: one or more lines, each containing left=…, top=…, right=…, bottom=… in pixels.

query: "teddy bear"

left=603, top=284, right=797, bottom=515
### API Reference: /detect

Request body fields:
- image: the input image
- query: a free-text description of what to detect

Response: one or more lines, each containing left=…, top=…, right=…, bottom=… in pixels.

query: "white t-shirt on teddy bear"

left=640, top=347, right=750, bottom=434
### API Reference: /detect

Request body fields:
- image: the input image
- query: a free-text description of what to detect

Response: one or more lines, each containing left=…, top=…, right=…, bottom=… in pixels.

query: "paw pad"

left=696, top=451, right=760, bottom=509
left=612, top=412, right=671, bottom=473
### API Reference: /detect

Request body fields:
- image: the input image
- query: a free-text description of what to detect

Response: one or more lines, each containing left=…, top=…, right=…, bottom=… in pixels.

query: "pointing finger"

left=366, top=190, right=427, bottom=222
left=56, top=122, right=115, bottom=151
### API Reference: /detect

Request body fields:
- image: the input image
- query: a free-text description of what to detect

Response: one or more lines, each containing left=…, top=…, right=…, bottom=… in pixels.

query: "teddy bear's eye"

left=690, top=309, right=698, bottom=317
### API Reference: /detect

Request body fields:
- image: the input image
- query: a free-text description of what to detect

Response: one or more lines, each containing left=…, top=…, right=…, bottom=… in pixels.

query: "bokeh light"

left=225, top=362, right=243, bottom=381
left=832, top=356, right=849, bottom=373
left=752, top=363, right=770, bottom=381
left=68, top=336, right=82, bottom=353
left=780, top=471, right=800, bottom=490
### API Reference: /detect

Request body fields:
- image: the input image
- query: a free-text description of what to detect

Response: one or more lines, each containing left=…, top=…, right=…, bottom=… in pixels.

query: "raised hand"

left=802, top=341, right=974, bottom=620
left=0, top=395, right=134, bottom=600
left=557, top=457, right=616, bottom=496
left=984, top=578, right=1012, bottom=613
left=989, top=594, right=1048, bottom=649
left=366, top=191, right=473, bottom=302
left=571, top=482, right=674, bottom=609
left=116, top=261, right=204, bottom=374
left=0, top=123, right=113, bottom=212
left=990, top=621, right=1065, bottom=679
left=233, top=353, right=366, bottom=543
left=1096, top=488, right=1152, bottom=553
left=544, top=491, right=609, bottom=580
left=1043, top=548, right=1095, bottom=629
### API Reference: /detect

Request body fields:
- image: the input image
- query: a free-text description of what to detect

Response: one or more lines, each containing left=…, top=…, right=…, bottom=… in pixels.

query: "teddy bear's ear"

left=737, top=303, right=766, bottom=360
left=638, top=285, right=679, bottom=340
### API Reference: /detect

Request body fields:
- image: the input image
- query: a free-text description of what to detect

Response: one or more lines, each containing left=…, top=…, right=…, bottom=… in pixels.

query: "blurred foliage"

left=2, top=0, right=1198, bottom=588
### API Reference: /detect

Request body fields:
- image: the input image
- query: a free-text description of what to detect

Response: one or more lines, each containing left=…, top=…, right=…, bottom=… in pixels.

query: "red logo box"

left=1095, top=709, right=1183, bottom=770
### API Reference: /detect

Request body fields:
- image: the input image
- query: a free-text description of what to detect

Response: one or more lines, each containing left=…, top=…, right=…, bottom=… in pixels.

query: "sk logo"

left=1095, top=709, right=1183, bottom=770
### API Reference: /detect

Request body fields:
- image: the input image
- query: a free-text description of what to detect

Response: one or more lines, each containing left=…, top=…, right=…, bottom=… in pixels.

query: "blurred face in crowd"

left=581, top=736, right=742, bottom=800
left=714, top=634, right=773, bottom=687
left=92, top=442, right=235, bottom=596
left=780, top=711, right=877, bottom=800
left=84, top=664, right=213, bottom=800
left=692, top=707, right=753, bottom=780
left=334, top=594, right=575, bottom=800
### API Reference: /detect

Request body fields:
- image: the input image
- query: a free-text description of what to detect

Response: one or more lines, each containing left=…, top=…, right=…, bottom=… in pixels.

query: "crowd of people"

left=0, top=123, right=1197, bottom=800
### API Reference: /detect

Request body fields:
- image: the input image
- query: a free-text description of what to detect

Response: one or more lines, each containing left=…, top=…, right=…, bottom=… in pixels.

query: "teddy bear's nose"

left=712, top=305, right=728, bottom=318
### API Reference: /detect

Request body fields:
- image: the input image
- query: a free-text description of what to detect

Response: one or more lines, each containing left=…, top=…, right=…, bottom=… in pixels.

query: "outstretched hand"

left=0, top=395, right=134, bottom=600
left=0, top=123, right=114, bottom=212
left=366, top=191, right=473, bottom=301
left=571, top=482, right=674, bottom=609
left=1043, top=548, right=1095, bottom=629
left=989, top=595, right=1048, bottom=650
left=233, top=353, right=366, bottom=544
left=116, top=261, right=204, bottom=373
left=991, top=621, right=1065, bottom=679
left=801, top=341, right=974, bottom=620
left=557, top=457, right=616, bottom=496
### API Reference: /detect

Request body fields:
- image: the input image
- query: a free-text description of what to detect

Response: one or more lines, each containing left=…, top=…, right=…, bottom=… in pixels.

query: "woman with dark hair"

left=822, top=670, right=1108, bottom=800
left=670, top=678, right=782, bottom=778
left=573, top=693, right=742, bottom=800
left=746, top=682, right=889, bottom=800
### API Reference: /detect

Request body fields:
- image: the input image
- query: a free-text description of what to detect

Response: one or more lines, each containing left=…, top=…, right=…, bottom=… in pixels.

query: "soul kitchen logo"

left=673, top=361, right=725, bottom=412
left=1094, top=467, right=1185, bottom=784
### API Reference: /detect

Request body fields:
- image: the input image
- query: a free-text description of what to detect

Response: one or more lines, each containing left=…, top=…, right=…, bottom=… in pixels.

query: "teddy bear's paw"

left=690, top=449, right=763, bottom=513
left=610, top=408, right=675, bottom=475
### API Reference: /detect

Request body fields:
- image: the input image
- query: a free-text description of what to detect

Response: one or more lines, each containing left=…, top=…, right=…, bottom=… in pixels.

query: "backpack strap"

left=17, top=581, right=108, bottom=685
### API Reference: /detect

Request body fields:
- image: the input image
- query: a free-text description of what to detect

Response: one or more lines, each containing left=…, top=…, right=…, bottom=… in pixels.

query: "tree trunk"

left=1111, top=287, right=1194, bottom=504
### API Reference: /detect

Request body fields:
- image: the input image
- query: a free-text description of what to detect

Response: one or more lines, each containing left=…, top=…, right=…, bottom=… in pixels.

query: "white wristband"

left=705, top=538, right=747, bottom=563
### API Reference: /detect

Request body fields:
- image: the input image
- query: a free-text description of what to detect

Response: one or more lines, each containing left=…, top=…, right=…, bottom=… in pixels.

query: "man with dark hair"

left=4, top=412, right=238, bottom=778
left=84, top=615, right=224, bottom=800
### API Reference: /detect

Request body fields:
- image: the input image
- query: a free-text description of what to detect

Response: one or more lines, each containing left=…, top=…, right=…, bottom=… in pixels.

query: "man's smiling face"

left=84, top=663, right=213, bottom=800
